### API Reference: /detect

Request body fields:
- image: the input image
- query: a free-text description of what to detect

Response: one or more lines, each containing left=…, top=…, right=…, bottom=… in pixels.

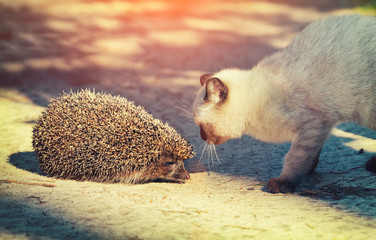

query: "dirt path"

left=1, top=1, right=376, bottom=239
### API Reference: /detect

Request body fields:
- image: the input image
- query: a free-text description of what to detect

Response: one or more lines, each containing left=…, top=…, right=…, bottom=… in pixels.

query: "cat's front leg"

left=267, top=122, right=331, bottom=193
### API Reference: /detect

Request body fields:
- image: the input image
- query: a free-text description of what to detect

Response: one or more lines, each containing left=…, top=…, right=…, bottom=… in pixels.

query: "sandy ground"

left=1, top=0, right=376, bottom=239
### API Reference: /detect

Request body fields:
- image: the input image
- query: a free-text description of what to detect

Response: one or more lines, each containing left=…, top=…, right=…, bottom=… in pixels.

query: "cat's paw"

left=267, top=178, right=296, bottom=193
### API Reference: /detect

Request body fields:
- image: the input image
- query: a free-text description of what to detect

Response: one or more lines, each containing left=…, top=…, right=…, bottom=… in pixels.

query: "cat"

left=193, top=15, right=376, bottom=193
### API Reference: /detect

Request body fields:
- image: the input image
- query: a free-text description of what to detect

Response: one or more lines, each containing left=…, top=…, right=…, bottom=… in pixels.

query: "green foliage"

left=355, top=0, right=376, bottom=15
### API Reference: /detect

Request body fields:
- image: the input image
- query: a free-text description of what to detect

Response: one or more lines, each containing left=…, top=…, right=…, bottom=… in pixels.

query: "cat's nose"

left=200, top=127, right=208, bottom=141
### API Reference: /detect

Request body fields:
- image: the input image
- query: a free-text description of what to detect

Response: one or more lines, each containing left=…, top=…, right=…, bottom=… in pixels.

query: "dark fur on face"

left=195, top=74, right=230, bottom=145
left=199, top=122, right=229, bottom=145
left=143, top=155, right=190, bottom=183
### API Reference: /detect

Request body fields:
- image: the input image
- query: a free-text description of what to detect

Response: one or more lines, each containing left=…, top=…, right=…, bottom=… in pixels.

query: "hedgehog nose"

left=181, top=171, right=190, bottom=180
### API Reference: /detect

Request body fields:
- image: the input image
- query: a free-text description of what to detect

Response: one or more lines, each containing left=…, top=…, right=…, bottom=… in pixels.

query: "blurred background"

left=1, top=0, right=375, bottom=108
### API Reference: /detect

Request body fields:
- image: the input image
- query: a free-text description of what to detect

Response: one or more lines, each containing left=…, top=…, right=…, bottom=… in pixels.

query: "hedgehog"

left=32, top=89, right=195, bottom=183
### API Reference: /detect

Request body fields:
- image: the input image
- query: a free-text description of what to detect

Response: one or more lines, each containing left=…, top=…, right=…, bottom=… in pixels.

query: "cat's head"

left=193, top=70, right=248, bottom=145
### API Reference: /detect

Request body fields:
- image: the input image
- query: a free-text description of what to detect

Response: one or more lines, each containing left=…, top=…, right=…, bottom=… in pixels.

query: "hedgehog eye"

left=165, top=162, right=175, bottom=166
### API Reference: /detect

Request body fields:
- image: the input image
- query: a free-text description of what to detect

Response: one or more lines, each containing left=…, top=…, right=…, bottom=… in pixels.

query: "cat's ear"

left=205, top=78, right=228, bottom=103
left=200, top=74, right=213, bottom=86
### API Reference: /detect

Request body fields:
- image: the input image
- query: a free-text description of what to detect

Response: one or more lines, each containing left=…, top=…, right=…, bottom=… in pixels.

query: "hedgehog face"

left=148, top=155, right=190, bottom=183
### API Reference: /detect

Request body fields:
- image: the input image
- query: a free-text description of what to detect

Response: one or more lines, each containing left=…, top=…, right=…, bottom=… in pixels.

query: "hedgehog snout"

left=177, top=168, right=190, bottom=180
left=168, top=160, right=190, bottom=181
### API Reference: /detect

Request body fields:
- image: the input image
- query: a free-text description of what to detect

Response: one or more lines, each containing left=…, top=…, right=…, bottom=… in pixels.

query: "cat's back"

left=287, top=15, right=376, bottom=59
left=259, top=15, right=376, bottom=124
left=261, top=15, right=376, bottom=83
left=288, top=15, right=376, bottom=96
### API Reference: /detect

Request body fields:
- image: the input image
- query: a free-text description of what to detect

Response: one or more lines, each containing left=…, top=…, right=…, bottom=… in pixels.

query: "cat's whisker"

left=194, top=142, right=206, bottom=173
left=212, top=144, right=221, bottom=165
left=175, top=104, right=194, bottom=118
left=199, top=142, right=208, bottom=164
left=170, top=101, right=194, bottom=119
left=201, top=142, right=214, bottom=173
left=207, top=143, right=218, bottom=171
left=210, top=144, right=215, bottom=170
left=204, top=143, right=210, bottom=169
left=208, top=143, right=214, bottom=173
left=197, top=142, right=223, bottom=173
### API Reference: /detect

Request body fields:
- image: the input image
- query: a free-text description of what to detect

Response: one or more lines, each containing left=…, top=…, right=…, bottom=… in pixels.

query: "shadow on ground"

left=8, top=152, right=43, bottom=175
left=204, top=123, right=376, bottom=217
left=0, top=196, right=107, bottom=240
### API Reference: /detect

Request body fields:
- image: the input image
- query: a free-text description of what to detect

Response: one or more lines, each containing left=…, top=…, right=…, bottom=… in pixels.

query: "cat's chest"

left=243, top=106, right=295, bottom=143
left=245, top=124, right=294, bottom=143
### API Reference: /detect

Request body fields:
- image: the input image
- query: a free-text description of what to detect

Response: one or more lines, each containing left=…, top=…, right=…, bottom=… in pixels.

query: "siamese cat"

left=193, top=15, right=376, bottom=193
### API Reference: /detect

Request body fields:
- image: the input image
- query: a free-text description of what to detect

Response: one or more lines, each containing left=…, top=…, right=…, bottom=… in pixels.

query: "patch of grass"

left=355, top=0, right=376, bottom=15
